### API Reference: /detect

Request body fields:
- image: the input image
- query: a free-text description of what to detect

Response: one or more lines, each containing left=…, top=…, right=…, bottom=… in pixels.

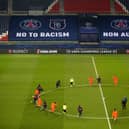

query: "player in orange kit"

left=34, top=89, right=40, bottom=96
left=51, top=102, right=57, bottom=112
left=113, top=76, right=118, bottom=86
left=37, top=96, right=43, bottom=107
left=88, top=77, right=94, bottom=86
left=112, top=108, right=118, bottom=121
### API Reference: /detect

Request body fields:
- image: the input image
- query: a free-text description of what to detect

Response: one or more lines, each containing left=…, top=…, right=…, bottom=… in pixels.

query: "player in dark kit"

left=43, top=100, right=47, bottom=110
left=40, top=100, right=47, bottom=111
left=97, top=76, right=101, bottom=84
left=77, top=105, right=83, bottom=117
left=33, top=94, right=38, bottom=105
left=56, top=80, right=61, bottom=88
left=121, top=96, right=127, bottom=110
left=37, top=84, right=44, bottom=93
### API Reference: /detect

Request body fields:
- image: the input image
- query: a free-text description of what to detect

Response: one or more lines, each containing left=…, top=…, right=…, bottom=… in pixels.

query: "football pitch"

left=0, top=54, right=129, bottom=129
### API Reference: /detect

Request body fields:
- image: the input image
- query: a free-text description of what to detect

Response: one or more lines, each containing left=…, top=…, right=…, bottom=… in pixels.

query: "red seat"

left=49, top=1, right=60, bottom=13
left=114, top=1, right=127, bottom=13
left=64, top=0, right=110, bottom=13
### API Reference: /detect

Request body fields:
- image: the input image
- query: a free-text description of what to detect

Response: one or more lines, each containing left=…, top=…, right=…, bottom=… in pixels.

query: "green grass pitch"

left=0, top=54, right=129, bottom=129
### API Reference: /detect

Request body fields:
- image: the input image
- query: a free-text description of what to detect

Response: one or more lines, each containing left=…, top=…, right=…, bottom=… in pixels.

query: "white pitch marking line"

left=91, top=56, right=112, bottom=129
left=40, top=86, right=129, bottom=120
left=45, top=110, right=129, bottom=120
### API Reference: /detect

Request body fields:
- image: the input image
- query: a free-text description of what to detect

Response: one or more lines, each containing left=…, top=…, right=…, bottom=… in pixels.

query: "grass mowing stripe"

left=0, top=55, right=40, bottom=129
left=91, top=56, right=112, bottom=129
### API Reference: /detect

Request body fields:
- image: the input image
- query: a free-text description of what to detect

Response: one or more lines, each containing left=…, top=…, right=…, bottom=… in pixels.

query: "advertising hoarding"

left=98, top=15, right=129, bottom=41
left=9, top=16, right=78, bottom=41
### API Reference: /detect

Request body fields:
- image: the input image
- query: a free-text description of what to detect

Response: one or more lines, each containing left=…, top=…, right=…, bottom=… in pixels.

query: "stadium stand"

left=0, top=0, right=8, bottom=11
left=1, top=0, right=128, bottom=14
left=0, top=0, right=129, bottom=51
left=47, top=0, right=60, bottom=13
left=118, top=0, right=129, bottom=11
left=115, top=0, right=129, bottom=13
left=114, top=1, right=125, bottom=13
left=64, top=0, right=111, bottom=13
left=12, top=0, right=57, bottom=12
left=1, top=0, right=129, bottom=14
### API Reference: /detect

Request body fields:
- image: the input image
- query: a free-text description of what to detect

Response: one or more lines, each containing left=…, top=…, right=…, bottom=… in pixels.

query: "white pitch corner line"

left=91, top=56, right=112, bottom=129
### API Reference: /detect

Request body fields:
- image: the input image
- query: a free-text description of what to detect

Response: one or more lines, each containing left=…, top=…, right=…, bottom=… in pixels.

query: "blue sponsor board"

left=9, top=16, right=78, bottom=41
left=99, top=16, right=129, bottom=41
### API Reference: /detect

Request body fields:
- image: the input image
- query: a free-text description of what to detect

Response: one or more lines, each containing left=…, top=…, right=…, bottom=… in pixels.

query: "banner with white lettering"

left=98, top=16, right=129, bottom=41
left=9, top=16, right=78, bottom=41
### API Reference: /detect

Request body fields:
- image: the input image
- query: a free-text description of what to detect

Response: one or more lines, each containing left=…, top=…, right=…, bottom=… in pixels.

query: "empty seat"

left=64, top=0, right=111, bottom=13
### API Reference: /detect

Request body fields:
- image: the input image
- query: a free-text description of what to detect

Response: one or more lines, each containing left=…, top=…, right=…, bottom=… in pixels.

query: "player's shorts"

left=63, top=109, right=67, bottom=112
left=70, top=82, right=73, bottom=85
